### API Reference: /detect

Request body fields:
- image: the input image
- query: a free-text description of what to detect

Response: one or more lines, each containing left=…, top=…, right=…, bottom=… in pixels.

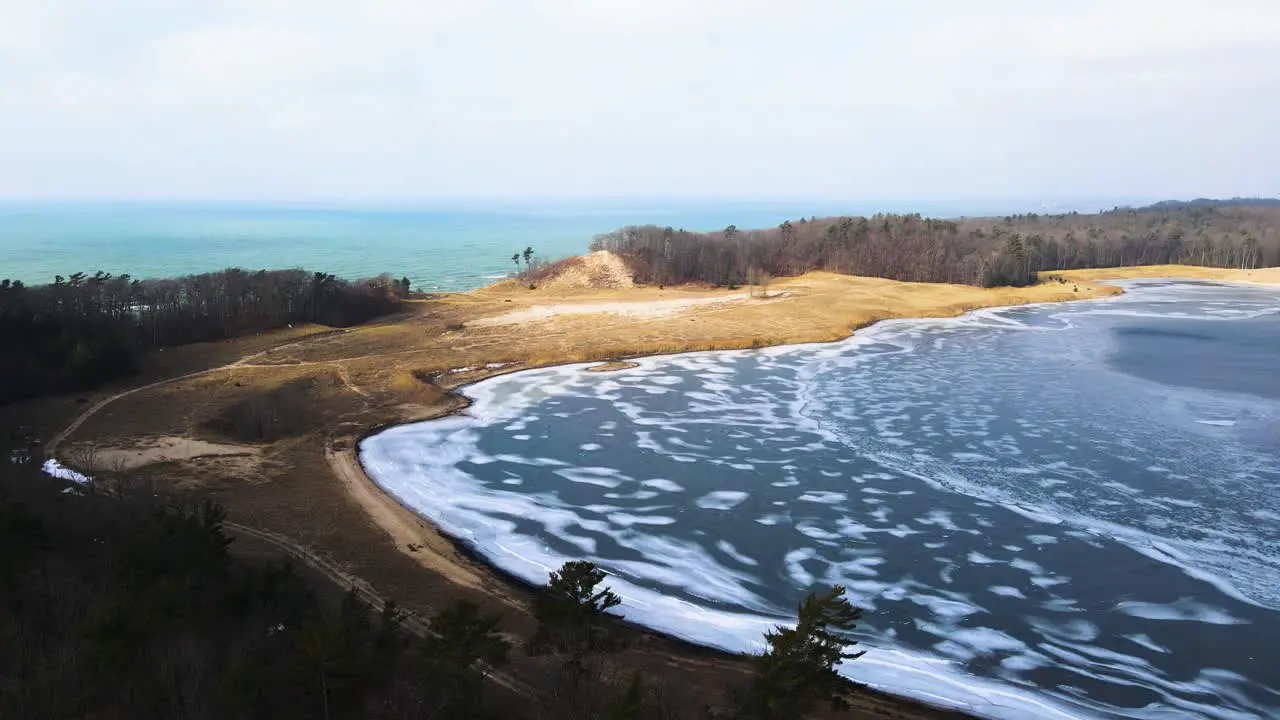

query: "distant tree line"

left=1138, top=197, right=1280, bottom=210
left=0, top=269, right=412, bottom=404
left=591, top=203, right=1280, bottom=289
left=2, top=456, right=870, bottom=720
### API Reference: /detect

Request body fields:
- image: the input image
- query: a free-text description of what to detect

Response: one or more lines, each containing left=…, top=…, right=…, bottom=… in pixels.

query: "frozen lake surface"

left=362, top=280, right=1280, bottom=719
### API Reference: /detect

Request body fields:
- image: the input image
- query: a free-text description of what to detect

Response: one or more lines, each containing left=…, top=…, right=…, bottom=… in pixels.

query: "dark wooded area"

left=591, top=202, right=1280, bottom=289
left=0, top=459, right=506, bottom=719
left=0, top=269, right=411, bottom=404
left=1, top=454, right=871, bottom=720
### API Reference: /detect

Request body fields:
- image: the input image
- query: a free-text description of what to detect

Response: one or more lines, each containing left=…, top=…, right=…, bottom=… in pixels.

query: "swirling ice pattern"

left=362, top=281, right=1280, bottom=719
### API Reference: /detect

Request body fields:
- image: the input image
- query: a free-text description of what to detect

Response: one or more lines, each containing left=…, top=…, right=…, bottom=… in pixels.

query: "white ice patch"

left=797, top=491, right=847, bottom=504
left=795, top=522, right=842, bottom=541
left=784, top=548, right=818, bottom=586
left=716, top=540, right=759, bottom=567
left=1123, top=633, right=1171, bottom=654
left=695, top=491, right=749, bottom=510
left=1114, top=599, right=1247, bottom=625
left=607, top=512, right=676, bottom=527
left=554, top=467, right=626, bottom=488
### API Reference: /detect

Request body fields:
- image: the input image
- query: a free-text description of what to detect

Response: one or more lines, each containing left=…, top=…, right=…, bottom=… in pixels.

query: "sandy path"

left=326, top=445, right=503, bottom=597
left=90, top=436, right=258, bottom=470
left=472, top=292, right=759, bottom=326
left=49, top=369, right=223, bottom=454
left=47, top=331, right=341, bottom=454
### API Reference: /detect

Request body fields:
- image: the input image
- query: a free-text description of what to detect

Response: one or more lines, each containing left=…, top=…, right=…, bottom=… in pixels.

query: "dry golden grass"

left=1049, top=265, right=1280, bottom=285
left=436, top=271, right=1121, bottom=369
left=137, top=323, right=338, bottom=377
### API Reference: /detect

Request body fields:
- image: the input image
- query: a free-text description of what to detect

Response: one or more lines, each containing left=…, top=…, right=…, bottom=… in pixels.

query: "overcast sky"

left=2, top=1, right=1278, bottom=203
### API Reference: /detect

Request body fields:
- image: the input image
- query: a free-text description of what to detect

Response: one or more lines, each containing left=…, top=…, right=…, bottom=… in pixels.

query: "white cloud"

left=0, top=0, right=1276, bottom=200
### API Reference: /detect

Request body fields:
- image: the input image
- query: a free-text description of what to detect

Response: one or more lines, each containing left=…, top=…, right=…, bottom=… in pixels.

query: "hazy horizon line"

left=0, top=194, right=1210, bottom=214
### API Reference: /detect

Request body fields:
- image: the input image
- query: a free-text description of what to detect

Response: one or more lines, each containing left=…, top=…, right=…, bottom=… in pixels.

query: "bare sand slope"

left=471, top=291, right=768, bottom=326
left=538, top=250, right=635, bottom=290
left=107, top=437, right=256, bottom=469
left=66, top=436, right=259, bottom=471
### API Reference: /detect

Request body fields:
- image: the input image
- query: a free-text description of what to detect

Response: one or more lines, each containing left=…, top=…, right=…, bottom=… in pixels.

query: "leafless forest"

left=0, top=269, right=409, bottom=403
left=592, top=201, right=1280, bottom=288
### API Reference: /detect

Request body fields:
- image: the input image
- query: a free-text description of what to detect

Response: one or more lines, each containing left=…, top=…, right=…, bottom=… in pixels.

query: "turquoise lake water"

left=0, top=200, right=1113, bottom=291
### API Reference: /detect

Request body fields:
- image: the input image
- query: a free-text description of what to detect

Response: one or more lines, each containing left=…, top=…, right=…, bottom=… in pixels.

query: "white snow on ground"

left=42, top=459, right=91, bottom=484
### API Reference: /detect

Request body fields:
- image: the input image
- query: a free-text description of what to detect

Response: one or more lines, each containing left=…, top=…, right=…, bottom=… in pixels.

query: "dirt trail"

left=49, top=368, right=223, bottom=454
left=47, top=332, right=337, bottom=453
left=332, top=364, right=369, bottom=398
left=224, top=520, right=535, bottom=698
left=47, top=332, right=377, bottom=455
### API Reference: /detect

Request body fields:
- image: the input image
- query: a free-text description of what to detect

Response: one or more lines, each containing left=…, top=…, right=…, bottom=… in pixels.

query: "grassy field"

left=1051, top=264, right=1280, bottom=284
left=22, top=262, right=1277, bottom=719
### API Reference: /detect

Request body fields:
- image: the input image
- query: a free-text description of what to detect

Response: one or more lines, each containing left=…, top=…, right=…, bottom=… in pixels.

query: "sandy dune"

left=537, top=250, right=635, bottom=290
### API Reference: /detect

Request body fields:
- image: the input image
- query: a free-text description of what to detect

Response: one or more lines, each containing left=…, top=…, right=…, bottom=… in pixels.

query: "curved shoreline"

left=352, top=275, right=1280, bottom=718
left=351, top=285, right=1160, bottom=720
left=39, top=268, right=1279, bottom=718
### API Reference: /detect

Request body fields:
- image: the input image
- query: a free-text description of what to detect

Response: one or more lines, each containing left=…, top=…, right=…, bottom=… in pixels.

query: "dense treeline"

left=1, top=456, right=868, bottom=720
left=1, top=462, right=495, bottom=719
left=591, top=202, right=1280, bottom=289
left=0, top=268, right=411, bottom=404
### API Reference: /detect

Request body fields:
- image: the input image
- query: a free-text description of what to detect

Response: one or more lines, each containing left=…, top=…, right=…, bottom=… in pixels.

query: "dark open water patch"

left=1111, top=317, right=1280, bottom=400
left=363, top=280, right=1280, bottom=719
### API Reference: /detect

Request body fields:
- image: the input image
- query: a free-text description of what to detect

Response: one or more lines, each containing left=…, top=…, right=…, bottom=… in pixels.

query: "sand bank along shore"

left=1053, top=264, right=1280, bottom=285
left=30, top=259, right=1280, bottom=720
